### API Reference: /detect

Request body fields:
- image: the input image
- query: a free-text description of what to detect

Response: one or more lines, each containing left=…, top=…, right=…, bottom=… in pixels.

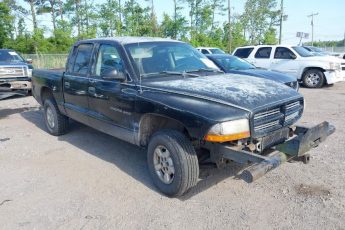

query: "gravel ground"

left=0, top=83, right=345, bottom=229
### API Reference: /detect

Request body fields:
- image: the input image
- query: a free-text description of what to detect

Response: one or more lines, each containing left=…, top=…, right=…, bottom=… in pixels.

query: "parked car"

left=0, top=49, right=33, bottom=92
left=32, top=37, right=334, bottom=197
left=206, top=54, right=299, bottom=91
left=196, top=47, right=226, bottom=55
left=233, top=45, right=344, bottom=88
left=302, top=46, right=330, bottom=56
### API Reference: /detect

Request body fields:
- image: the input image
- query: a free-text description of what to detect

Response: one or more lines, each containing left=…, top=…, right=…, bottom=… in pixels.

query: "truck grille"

left=253, top=100, right=303, bottom=136
left=0, top=66, right=28, bottom=78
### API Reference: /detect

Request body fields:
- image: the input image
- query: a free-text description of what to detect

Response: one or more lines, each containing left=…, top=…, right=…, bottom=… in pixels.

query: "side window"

left=254, top=47, right=272, bottom=59
left=72, top=44, right=93, bottom=75
left=233, top=48, right=254, bottom=58
left=95, top=44, right=124, bottom=76
left=201, top=49, right=209, bottom=54
left=274, top=47, right=296, bottom=59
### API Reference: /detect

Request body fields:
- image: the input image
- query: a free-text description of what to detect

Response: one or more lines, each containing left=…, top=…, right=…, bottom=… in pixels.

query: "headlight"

left=204, top=119, right=250, bottom=142
left=28, top=69, right=32, bottom=77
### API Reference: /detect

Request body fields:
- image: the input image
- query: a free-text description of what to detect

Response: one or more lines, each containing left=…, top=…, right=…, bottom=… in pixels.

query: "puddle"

left=0, top=138, right=10, bottom=142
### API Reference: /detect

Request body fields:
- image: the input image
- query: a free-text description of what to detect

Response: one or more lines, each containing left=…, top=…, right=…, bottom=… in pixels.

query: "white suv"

left=233, top=45, right=344, bottom=88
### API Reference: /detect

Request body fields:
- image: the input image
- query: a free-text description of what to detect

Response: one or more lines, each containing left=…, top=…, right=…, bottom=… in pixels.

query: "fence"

left=22, top=54, right=68, bottom=69
left=321, top=47, right=345, bottom=53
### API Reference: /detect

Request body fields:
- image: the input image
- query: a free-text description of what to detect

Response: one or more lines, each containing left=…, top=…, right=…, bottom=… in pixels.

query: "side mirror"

left=290, top=54, right=297, bottom=59
left=101, top=69, right=126, bottom=81
left=26, top=59, right=33, bottom=64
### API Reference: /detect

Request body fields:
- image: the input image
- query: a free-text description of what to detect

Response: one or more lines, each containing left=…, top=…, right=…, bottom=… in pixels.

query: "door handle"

left=88, top=86, right=95, bottom=94
left=88, top=86, right=104, bottom=99
left=64, top=81, right=70, bottom=88
left=89, top=79, right=96, bottom=84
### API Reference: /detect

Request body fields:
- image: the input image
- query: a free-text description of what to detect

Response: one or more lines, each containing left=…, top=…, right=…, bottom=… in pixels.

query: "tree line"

left=1, top=0, right=285, bottom=54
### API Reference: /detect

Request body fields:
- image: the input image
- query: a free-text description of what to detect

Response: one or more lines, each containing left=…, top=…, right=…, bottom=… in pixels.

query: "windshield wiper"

left=185, top=68, right=224, bottom=74
left=140, top=71, right=199, bottom=78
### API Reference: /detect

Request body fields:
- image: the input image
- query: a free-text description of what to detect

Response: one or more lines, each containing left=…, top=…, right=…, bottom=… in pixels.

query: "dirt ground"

left=0, top=83, right=345, bottom=230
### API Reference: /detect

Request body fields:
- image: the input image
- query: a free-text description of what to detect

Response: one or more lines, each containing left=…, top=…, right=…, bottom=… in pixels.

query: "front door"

left=87, top=43, right=137, bottom=143
left=270, top=47, right=299, bottom=78
left=63, top=43, right=94, bottom=123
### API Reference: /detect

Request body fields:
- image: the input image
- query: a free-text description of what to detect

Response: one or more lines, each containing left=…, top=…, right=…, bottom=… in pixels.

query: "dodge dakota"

left=32, top=37, right=334, bottom=197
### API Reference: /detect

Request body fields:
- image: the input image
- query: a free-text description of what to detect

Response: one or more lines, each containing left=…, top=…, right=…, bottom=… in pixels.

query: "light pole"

left=307, top=12, right=319, bottom=46
left=279, top=0, right=283, bottom=44
left=228, top=0, right=231, bottom=53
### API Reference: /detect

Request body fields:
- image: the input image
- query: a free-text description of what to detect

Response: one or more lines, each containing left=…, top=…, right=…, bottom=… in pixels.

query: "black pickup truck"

left=32, top=37, right=334, bottom=197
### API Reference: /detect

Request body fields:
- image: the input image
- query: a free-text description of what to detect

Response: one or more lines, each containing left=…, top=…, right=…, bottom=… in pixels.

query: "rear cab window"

left=254, top=47, right=272, bottom=59
left=201, top=49, right=210, bottom=54
left=67, top=43, right=94, bottom=75
left=233, top=48, right=254, bottom=58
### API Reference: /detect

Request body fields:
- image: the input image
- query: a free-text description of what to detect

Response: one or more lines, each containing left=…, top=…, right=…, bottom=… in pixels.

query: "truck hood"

left=304, top=55, right=342, bottom=63
left=0, top=61, right=33, bottom=69
left=239, top=69, right=296, bottom=83
left=141, top=74, right=302, bottom=111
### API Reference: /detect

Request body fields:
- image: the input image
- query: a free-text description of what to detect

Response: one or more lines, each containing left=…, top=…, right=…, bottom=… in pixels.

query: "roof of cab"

left=81, top=36, right=182, bottom=45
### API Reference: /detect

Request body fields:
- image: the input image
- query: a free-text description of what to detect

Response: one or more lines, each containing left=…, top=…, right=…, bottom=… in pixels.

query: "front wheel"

left=147, top=130, right=199, bottom=197
left=302, top=69, right=325, bottom=88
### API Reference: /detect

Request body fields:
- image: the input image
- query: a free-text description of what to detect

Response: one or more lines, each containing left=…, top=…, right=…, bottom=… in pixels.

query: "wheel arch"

left=138, top=113, right=192, bottom=146
left=40, top=86, right=54, bottom=104
left=302, top=67, right=327, bottom=83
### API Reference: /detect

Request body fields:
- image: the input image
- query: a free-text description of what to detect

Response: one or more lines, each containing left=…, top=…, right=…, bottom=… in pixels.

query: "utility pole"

left=343, top=30, right=345, bottom=51
left=228, top=0, right=231, bottom=53
left=279, top=0, right=283, bottom=44
left=307, top=12, right=318, bottom=46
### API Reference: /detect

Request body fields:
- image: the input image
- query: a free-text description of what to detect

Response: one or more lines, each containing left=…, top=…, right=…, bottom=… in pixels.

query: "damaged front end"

left=0, top=65, right=32, bottom=99
left=204, top=121, right=335, bottom=183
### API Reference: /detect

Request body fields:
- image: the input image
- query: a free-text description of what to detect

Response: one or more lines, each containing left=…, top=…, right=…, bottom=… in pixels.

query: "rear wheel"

left=302, top=69, right=325, bottom=88
left=43, top=98, right=69, bottom=136
left=147, top=130, right=199, bottom=197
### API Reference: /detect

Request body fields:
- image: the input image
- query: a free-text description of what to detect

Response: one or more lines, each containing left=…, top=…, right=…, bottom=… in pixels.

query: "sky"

left=17, top=0, right=345, bottom=45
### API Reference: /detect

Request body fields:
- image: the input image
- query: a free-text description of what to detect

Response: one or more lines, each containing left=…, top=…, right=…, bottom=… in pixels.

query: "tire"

left=147, top=129, right=199, bottom=197
left=302, top=69, right=325, bottom=88
left=43, top=98, right=69, bottom=136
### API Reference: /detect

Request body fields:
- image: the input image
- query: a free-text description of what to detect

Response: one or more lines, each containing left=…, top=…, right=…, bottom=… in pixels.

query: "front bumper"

left=213, top=121, right=335, bottom=183
left=324, top=70, right=343, bottom=84
left=0, top=77, right=32, bottom=90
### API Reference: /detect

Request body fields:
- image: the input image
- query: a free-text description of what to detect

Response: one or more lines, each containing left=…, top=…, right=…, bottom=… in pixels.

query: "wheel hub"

left=306, top=73, right=320, bottom=86
left=46, top=107, right=55, bottom=128
left=153, top=145, right=175, bottom=184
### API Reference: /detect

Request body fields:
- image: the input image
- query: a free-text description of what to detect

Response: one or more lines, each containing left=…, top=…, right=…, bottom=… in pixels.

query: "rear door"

left=270, top=47, right=299, bottom=77
left=233, top=47, right=254, bottom=60
left=63, top=43, right=94, bottom=123
left=87, top=42, right=137, bottom=142
left=251, top=47, right=272, bottom=69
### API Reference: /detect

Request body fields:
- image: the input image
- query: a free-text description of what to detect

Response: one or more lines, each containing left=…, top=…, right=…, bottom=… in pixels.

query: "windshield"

left=308, top=46, right=323, bottom=52
left=292, top=46, right=314, bottom=57
left=0, top=50, right=25, bottom=62
left=124, top=42, right=219, bottom=78
left=211, top=56, right=255, bottom=71
left=210, top=48, right=225, bottom=54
